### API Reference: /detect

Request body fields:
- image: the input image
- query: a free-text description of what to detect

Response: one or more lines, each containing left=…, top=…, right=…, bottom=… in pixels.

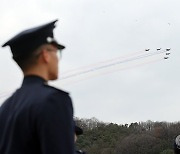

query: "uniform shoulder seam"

left=44, top=84, right=69, bottom=95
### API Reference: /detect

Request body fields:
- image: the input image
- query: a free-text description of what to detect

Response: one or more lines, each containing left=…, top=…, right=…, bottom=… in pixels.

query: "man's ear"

left=41, top=50, right=50, bottom=63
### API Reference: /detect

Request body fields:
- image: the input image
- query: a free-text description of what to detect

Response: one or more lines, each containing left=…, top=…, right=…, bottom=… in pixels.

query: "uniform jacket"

left=0, top=75, right=74, bottom=154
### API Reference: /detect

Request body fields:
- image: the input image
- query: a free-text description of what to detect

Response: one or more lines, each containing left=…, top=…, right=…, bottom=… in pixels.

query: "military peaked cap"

left=75, top=126, right=83, bottom=135
left=2, top=19, right=65, bottom=59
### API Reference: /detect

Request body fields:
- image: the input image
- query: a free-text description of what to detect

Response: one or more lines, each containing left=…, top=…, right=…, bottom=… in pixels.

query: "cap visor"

left=51, top=41, right=65, bottom=49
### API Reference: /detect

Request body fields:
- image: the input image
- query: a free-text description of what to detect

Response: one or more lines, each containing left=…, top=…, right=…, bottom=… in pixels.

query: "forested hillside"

left=75, top=117, right=180, bottom=154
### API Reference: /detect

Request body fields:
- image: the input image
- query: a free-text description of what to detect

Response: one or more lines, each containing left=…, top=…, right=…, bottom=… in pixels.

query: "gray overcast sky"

left=0, top=0, right=180, bottom=124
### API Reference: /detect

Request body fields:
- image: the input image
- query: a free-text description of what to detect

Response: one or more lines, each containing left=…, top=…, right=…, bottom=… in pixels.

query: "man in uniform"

left=174, top=135, right=180, bottom=154
left=0, top=20, right=74, bottom=154
left=74, top=125, right=86, bottom=154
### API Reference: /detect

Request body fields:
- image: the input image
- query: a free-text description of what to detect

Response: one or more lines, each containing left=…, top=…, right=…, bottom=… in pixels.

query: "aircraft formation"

left=0, top=48, right=172, bottom=99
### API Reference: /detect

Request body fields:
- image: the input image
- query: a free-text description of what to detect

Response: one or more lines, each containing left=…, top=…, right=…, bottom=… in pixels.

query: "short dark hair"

left=13, top=44, right=46, bottom=71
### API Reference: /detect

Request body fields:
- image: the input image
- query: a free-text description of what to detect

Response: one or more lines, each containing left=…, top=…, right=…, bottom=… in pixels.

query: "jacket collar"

left=22, top=75, right=47, bottom=85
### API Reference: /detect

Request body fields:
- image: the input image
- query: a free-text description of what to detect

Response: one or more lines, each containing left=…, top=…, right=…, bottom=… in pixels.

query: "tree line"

left=75, top=117, right=180, bottom=154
